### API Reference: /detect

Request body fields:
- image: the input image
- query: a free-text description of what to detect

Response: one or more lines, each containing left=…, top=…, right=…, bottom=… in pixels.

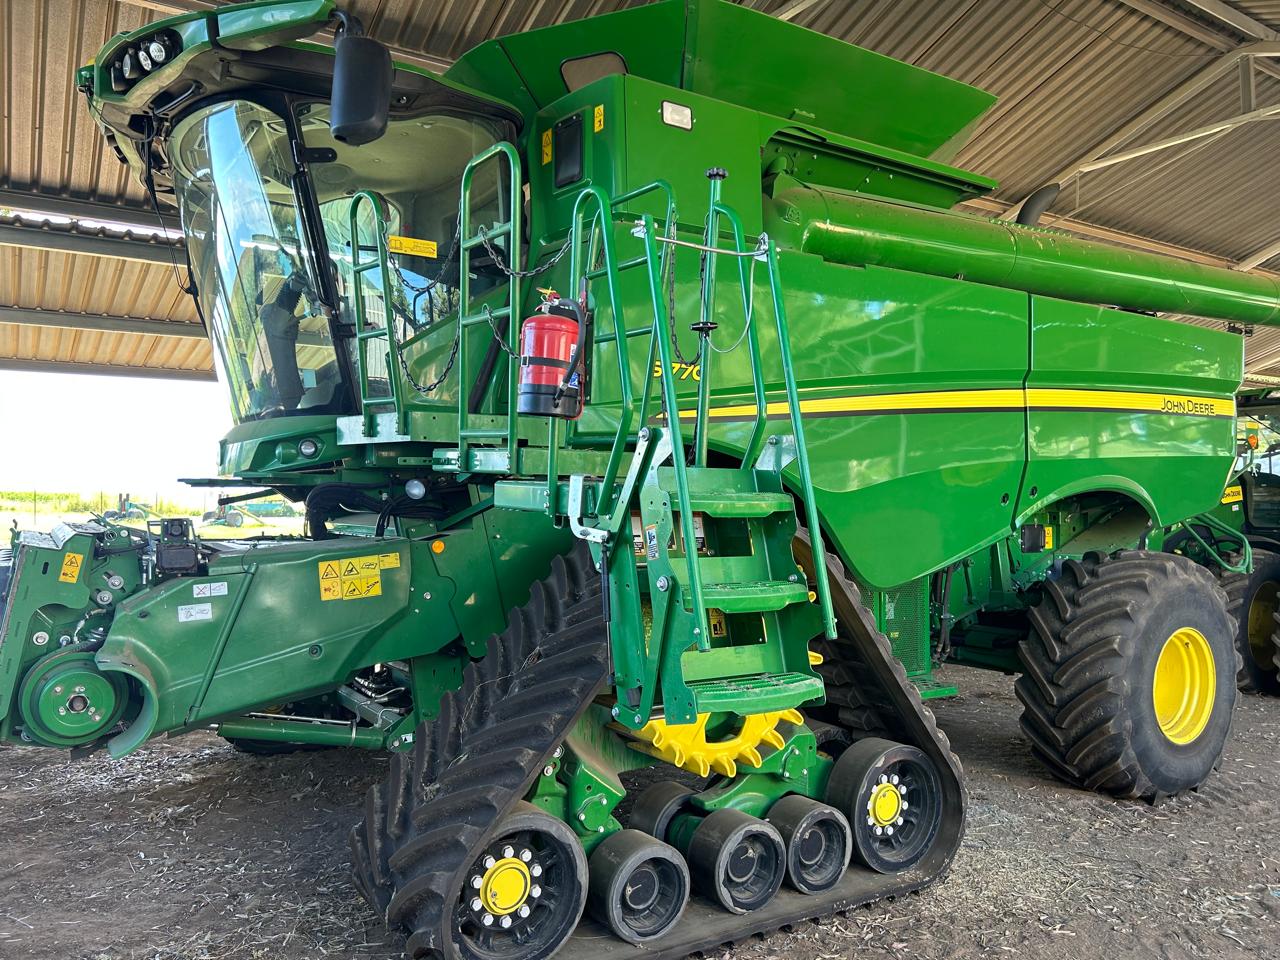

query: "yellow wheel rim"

left=1152, top=627, right=1216, bottom=745
left=479, top=857, right=531, bottom=916
left=868, top=781, right=903, bottom=828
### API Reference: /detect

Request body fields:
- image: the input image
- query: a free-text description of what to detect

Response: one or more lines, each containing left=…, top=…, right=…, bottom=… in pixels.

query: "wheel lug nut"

left=901, top=800, right=909, bottom=810
left=500, top=916, right=512, bottom=929
left=866, top=816, right=875, bottom=826
left=878, top=774, right=888, bottom=784
left=890, top=774, right=900, bottom=785
left=482, top=913, right=494, bottom=927
left=471, top=898, right=483, bottom=912
left=483, top=856, right=496, bottom=869
left=501, top=845, right=514, bottom=859
left=531, top=864, right=542, bottom=877
left=519, top=849, right=532, bottom=862
left=531, top=885, right=542, bottom=899
left=518, top=905, right=530, bottom=918
left=896, top=816, right=905, bottom=826
left=873, top=826, right=883, bottom=836
left=471, top=875, right=483, bottom=889
left=886, top=826, right=895, bottom=835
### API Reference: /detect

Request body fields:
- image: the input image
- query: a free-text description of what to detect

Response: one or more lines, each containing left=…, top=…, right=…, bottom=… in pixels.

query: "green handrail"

left=764, top=239, right=836, bottom=640
left=348, top=190, right=405, bottom=435
left=457, top=141, right=524, bottom=468
left=566, top=180, right=677, bottom=519
left=639, top=211, right=711, bottom=652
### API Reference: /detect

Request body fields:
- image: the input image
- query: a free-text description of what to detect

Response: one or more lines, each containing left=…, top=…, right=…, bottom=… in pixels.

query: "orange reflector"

left=431, top=540, right=445, bottom=554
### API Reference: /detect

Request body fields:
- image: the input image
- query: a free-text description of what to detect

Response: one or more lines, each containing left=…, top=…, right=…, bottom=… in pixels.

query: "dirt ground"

left=0, top=665, right=1276, bottom=960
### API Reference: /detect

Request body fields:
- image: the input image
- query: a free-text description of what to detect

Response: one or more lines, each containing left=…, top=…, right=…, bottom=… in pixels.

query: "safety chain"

left=475, top=225, right=573, bottom=279
left=397, top=331, right=459, bottom=395
left=483, top=304, right=519, bottom=359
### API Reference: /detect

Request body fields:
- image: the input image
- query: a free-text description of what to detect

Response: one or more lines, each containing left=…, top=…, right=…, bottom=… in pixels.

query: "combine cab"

left=0, top=0, right=1272, bottom=955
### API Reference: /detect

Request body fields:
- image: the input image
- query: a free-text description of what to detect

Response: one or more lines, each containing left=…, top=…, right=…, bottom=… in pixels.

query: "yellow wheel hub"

left=868, top=781, right=903, bottom=828
left=479, top=857, right=531, bottom=916
left=633, top=708, right=803, bottom=778
left=1153, top=627, right=1216, bottom=745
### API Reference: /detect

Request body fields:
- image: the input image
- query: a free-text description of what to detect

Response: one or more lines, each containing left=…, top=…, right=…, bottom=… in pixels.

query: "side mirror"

left=330, top=21, right=391, bottom=146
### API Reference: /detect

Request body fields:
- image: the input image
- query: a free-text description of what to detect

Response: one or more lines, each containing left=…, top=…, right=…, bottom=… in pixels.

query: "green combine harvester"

left=2, top=0, right=1276, bottom=955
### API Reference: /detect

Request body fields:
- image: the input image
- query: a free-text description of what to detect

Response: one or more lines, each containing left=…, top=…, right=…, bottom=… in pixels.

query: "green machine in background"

left=0, top=1, right=1274, bottom=956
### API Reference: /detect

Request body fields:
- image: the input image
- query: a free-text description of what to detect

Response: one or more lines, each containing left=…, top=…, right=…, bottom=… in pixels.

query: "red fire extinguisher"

left=517, top=294, right=588, bottom=419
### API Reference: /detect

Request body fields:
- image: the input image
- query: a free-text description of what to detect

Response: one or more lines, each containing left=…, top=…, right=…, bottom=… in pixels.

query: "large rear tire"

left=1016, top=550, right=1237, bottom=802
left=1217, top=549, right=1280, bottom=694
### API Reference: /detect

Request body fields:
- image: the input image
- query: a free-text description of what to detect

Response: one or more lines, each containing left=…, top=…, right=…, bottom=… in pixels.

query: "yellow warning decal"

left=1044, top=526, right=1055, bottom=550
left=58, top=552, right=84, bottom=584
left=708, top=608, right=727, bottom=638
left=1221, top=484, right=1244, bottom=505
left=388, top=235, right=438, bottom=259
left=318, top=555, right=386, bottom=601
left=593, top=104, right=604, bottom=133
left=541, top=129, right=553, bottom=165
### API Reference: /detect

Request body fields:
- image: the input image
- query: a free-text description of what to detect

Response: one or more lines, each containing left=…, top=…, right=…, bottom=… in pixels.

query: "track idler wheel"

left=455, top=802, right=587, bottom=959
left=827, top=737, right=942, bottom=874
left=586, top=829, right=689, bottom=944
left=686, top=808, right=786, bottom=914
left=628, top=781, right=694, bottom=842
left=766, top=795, right=851, bottom=894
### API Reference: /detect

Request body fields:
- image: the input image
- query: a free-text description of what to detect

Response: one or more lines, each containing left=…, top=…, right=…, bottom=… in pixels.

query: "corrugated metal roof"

left=5, top=0, right=1280, bottom=378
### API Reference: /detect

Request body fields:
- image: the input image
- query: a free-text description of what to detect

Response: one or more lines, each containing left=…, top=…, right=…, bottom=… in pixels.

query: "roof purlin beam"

left=0, top=306, right=206, bottom=339
left=1180, top=0, right=1278, bottom=40
left=0, top=189, right=179, bottom=231
left=0, top=357, right=215, bottom=381
left=0, top=222, right=184, bottom=265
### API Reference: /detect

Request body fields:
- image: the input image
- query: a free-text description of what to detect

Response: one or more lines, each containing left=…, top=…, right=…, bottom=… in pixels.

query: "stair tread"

left=700, top=579, right=809, bottom=612
left=684, top=491, right=793, bottom=517
left=688, top=671, right=824, bottom=714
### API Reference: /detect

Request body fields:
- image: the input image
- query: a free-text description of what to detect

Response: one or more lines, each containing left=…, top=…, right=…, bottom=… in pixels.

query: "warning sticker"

left=593, top=104, right=604, bottom=133
left=388, top=235, right=438, bottom=259
left=318, top=555, right=386, bottom=601
left=645, top=525, right=660, bottom=561
left=1221, top=484, right=1243, bottom=505
left=58, top=552, right=83, bottom=584
left=193, top=581, right=228, bottom=598
left=178, top=602, right=213, bottom=623
left=541, top=129, right=553, bottom=165
left=708, top=608, right=727, bottom=638
left=1044, top=526, right=1055, bottom=550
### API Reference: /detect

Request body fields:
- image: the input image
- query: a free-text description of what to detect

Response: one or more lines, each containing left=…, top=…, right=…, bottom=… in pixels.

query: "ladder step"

left=701, top=579, right=809, bottom=613
left=685, top=491, right=794, bottom=517
left=688, top=672, right=824, bottom=715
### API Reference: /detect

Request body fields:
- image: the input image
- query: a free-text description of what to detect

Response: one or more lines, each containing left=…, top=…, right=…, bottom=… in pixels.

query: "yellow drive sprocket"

left=631, top=708, right=804, bottom=778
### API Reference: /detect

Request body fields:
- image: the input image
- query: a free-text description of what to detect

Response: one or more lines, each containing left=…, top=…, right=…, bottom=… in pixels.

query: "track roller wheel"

left=455, top=802, right=587, bottom=960
left=826, top=737, right=942, bottom=874
left=766, top=795, right=851, bottom=894
left=686, top=808, right=785, bottom=914
left=628, top=781, right=694, bottom=842
left=586, top=829, right=689, bottom=944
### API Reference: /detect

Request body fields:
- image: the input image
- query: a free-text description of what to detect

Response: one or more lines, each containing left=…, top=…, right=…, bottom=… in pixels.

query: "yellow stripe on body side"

left=676, top=387, right=1235, bottom=421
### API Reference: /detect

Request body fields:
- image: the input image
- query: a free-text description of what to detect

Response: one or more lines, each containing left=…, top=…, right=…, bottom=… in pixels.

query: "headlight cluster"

left=108, top=31, right=181, bottom=93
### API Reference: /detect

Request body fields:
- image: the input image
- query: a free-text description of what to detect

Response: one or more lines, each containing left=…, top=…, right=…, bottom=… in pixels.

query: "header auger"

left=1, top=0, right=1275, bottom=956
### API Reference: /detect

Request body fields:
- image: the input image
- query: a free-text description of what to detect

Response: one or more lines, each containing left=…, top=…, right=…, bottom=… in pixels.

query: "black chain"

left=398, top=330, right=459, bottom=395
left=476, top=225, right=573, bottom=280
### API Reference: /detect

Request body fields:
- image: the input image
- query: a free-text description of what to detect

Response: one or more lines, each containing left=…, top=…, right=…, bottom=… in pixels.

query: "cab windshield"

left=173, top=100, right=342, bottom=422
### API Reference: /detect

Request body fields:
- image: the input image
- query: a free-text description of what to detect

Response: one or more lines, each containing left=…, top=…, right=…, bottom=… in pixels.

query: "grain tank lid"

left=682, top=1, right=997, bottom=161
left=446, top=0, right=996, bottom=163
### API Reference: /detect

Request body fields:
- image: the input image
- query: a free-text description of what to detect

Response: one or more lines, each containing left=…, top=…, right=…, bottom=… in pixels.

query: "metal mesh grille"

left=849, top=574, right=930, bottom=680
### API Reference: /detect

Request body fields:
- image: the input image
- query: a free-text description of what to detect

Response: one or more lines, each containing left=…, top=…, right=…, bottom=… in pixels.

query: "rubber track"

left=1015, top=550, right=1237, bottom=802
left=354, top=533, right=967, bottom=959
left=351, top=544, right=607, bottom=959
